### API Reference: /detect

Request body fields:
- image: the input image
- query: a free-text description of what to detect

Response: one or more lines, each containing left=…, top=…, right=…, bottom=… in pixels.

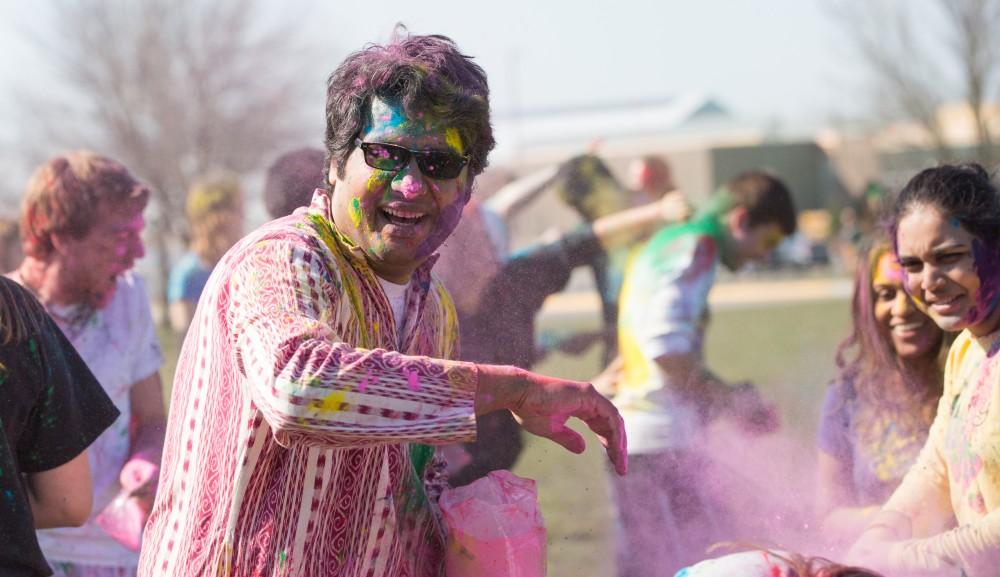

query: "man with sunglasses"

left=139, top=30, right=627, bottom=577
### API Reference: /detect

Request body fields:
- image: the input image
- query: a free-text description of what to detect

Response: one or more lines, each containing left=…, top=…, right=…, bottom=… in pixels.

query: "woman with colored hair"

left=847, top=163, right=1000, bottom=575
left=167, top=176, right=244, bottom=333
left=816, top=241, right=947, bottom=551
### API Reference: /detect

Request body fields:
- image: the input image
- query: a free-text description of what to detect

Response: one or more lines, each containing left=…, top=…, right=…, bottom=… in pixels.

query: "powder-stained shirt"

left=879, top=328, right=1000, bottom=575
left=614, top=213, right=726, bottom=454
left=817, top=377, right=934, bottom=506
left=27, top=273, right=164, bottom=568
left=0, top=279, right=119, bottom=577
left=138, top=189, right=478, bottom=577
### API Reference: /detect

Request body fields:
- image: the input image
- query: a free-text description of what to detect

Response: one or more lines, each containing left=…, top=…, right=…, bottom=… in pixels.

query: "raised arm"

left=483, top=166, right=559, bottom=220
left=230, top=238, right=480, bottom=449
left=230, top=237, right=628, bottom=472
left=591, top=190, right=690, bottom=249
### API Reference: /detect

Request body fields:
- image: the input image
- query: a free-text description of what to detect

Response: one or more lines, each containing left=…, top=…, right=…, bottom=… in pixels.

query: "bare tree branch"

left=829, top=0, right=1000, bottom=163
left=16, top=0, right=320, bottom=319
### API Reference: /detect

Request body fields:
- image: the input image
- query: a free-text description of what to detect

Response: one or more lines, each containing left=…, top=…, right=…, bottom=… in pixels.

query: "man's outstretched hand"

left=475, top=364, right=628, bottom=476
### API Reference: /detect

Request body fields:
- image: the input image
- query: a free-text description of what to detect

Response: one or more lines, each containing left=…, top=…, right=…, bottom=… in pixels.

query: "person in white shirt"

left=13, top=151, right=166, bottom=577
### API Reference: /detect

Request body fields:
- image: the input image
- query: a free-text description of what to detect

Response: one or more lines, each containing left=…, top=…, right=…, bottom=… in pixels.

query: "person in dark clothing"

left=437, top=174, right=689, bottom=486
left=0, top=277, right=119, bottom=577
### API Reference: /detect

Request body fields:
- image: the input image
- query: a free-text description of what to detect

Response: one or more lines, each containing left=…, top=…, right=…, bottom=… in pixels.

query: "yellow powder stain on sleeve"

left=316, top=390, right=347, bottom=413
left=445, top=128, right=464, bottom=155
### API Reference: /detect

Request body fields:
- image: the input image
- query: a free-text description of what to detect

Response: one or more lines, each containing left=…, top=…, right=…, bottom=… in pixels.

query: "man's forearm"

left=240, top=327, right=480, bottom=448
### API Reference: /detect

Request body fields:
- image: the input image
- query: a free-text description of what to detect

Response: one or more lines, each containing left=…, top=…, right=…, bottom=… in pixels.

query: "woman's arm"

left=27, top=451, right=93, bottom=528
left=882, top=509, right=1000, bottom=574
left=483, top=166, right=559, bottom=220
left=846, top=391, right=955, bottom=570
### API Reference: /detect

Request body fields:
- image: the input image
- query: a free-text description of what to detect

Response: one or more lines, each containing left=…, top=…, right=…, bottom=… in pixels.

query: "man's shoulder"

left=227, top=212, right=335, bottom=264
left=216, top=213, right=352, bottom=298
left=645, top=218, right=720, bottom=253
left=634, top=223, right=719, bottom=278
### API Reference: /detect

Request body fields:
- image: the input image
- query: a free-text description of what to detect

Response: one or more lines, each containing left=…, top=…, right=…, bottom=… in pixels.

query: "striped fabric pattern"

left=139, top=190, right=479, bottom=577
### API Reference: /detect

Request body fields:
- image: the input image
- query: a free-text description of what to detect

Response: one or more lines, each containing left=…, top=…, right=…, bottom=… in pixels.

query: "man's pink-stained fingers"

left=545, top=422, right=587, bottom=454
left=578, top=393, right=628, bottom=475
left=514, top=413, right=587, bottom=454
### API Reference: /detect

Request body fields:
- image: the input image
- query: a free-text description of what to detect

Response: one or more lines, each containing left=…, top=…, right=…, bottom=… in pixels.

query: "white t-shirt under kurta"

left=31, top=273, right=164, bottom=567
left=377, top=277, right=410, bottom=342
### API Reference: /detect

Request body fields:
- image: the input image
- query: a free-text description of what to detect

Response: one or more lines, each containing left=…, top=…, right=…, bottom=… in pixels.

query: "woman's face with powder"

left=871, top=251, right=941, bottom=360
left=896, top=204, right=1000, bottom=336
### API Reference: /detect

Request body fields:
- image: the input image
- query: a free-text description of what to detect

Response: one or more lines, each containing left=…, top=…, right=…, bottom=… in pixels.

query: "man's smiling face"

left=329, top=97, right=471, bottom=283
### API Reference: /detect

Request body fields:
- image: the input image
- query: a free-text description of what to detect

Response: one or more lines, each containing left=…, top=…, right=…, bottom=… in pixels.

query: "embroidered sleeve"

left=887, top=507, right=1000, bottom=573
left=228, top=238, right=478, bottom=449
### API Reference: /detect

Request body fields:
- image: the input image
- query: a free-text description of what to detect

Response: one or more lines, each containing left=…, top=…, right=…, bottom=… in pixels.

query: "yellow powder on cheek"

left=875, top=252, right=929, bottom=312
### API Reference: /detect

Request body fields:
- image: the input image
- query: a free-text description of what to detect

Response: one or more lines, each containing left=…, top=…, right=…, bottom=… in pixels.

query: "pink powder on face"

left=111, top=212, right=146, bottom=261
left=398, top=174, right=423, bottom=199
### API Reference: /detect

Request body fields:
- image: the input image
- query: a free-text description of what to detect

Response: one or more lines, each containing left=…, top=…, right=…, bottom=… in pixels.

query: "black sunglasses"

left=355, top=138, right=469, bottom=180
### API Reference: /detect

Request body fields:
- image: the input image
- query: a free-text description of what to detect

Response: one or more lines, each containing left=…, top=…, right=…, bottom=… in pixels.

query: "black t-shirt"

left=0, top=281, right=120, bottom=577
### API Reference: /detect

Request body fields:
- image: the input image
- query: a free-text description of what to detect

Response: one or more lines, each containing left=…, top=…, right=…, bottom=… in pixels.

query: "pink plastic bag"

left=439, top=470, right=546, bottom=577
left=94, top=455, right=159, bottom=551
left=94, top=493, right=147, bottom=551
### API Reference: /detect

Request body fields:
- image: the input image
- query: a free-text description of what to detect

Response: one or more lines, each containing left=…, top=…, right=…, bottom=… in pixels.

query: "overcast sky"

left=303, top=0, right=860, bottom=121
left=0, top=0, right=953, bottom=197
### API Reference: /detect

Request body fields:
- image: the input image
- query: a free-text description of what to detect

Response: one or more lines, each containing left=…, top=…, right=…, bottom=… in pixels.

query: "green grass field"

left=158, top=297, right=851, bottom=576
left=521, top=298, right=850, bottom=577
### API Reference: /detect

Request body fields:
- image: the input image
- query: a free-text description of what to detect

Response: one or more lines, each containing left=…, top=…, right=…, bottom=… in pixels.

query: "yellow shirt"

left=881, top=328, right=1000, bottom=574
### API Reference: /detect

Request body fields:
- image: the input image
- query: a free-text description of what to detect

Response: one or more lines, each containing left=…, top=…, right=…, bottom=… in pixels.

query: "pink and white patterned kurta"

left=139, top=189, right=479, bottom=577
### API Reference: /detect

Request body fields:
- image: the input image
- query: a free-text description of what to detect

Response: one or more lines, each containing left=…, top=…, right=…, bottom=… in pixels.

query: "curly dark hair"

left=889, top=162, right=1000, bottom=314
left=323, top=27, right=494, bottom=186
